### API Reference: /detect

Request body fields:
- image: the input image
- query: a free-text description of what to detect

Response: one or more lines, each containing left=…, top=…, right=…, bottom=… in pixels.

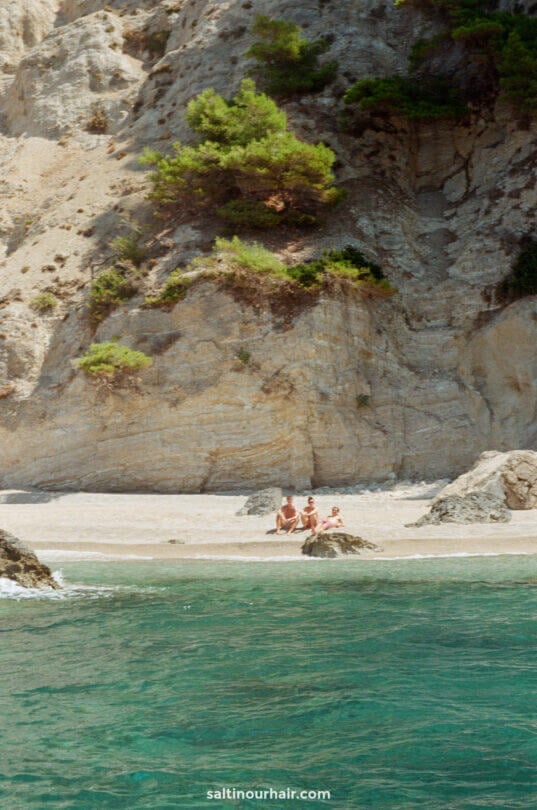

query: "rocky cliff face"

left=1, top=0, right=537, bottom=491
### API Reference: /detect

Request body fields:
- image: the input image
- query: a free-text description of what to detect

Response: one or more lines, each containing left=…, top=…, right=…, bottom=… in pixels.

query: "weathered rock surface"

left=237, top=487, right=283, bottom=516
left=435, top=451, right=537, bottom=510
left=4, top=11, right=143, bottom=137
left=410, top=492, right=511, bottom=527
left=302, top=532, right=380, bottom=559
left=0, top=529, right=60, bottom=589
left=1, top=2, right=537, bottom=490
left=0, top=0, right=57, bottom=86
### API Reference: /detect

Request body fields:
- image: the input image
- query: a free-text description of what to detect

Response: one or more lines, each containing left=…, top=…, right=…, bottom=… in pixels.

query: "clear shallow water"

left=2, top=557, right=537, bottom=809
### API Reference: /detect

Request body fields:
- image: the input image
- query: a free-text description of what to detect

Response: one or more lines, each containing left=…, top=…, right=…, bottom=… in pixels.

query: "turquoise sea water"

left=2, top=556, right=537, bottom=809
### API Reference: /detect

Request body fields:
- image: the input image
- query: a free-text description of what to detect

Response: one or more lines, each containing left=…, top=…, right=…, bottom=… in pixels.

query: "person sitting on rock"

left=300, top=497, right=319, bottom=531
left=276, top=495, right=300, bottom=535
left=312, top=506, right=344, bottom=535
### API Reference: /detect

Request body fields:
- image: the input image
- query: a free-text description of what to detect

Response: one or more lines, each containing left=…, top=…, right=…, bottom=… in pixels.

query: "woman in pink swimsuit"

left=312, top=506, right=344, bottom=535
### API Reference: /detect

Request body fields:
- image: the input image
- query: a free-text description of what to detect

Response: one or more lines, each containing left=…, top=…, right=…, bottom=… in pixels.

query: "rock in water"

left=434, top=450, right=537, bottom=509
left=302, top=532, right=380, bottom=558
left=409, top=493, right=511, bottom=527
left=0, top=529, right=60, bottom=589
left=236, top=487, right=283, bottom=516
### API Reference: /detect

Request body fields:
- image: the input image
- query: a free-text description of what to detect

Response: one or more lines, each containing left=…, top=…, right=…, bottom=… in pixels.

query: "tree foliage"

left=499, top=31, right=537, bottom=112
left=350, top=0, right=537, bottom=119
left=141, top=80, right=339, bottom=228
left=344, top=76, right=468, bottom=120
left=245, top=15, right=338, bottom=97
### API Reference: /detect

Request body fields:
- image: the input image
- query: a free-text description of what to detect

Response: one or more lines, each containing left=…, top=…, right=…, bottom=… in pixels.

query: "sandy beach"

left=1, top=482, right=537, bottom=563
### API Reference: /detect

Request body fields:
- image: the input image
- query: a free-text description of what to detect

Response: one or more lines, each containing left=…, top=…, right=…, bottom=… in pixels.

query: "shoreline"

left=1, top=485, right=537, bottom=563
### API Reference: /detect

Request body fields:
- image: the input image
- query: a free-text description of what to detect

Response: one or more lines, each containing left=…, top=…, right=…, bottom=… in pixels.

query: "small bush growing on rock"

left=245, top=15, right=338, bottom=97
left=89, top=268, right=139, bottom=324
left=140, top=79, right=340, bottom=228
left=142, top=238, right=391, bottom=310
left=29, top=292, right=58, bottom=313
left=143, top=271, right=193, bottom=308
left=207, top=238, right=391, bottom=290
left=111, top=232, right=147, bottom=267
left=78, top=342, right=152, bottom=381
left=210, top=236, right=288, bottom=275
left=287, top=245, right=392, bottom=291
left=86, top=105, right=108, bottom=134
left=237, top=348, right=251, bottom=365
left=344, top=76, right=468, bottom=120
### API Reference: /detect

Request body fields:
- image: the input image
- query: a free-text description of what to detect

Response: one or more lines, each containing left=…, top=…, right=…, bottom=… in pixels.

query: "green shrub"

left=89, top=268, right=139, bottom=323
left=237, top=348, right=251, bottom=365
left=246, top=15, right=338, bottom=97
left=217, top=200, right=282, bottom=229
left=344, top=76, right=468, bottom=120
left=287, top=245, right=393, bottom=290
left=202, top=238, right=391, bottom=291
left=78, top=342, right=152, bottom=380
left=111, top=232, right=147, bottom=267
left=141, top=79, right=339, bottom=228
left=211, top=236, right=288, bottom=275
left=144, top=271, right=193, bottom=308
left=499, top=31, right=537, bottom=112
left=391, top=0, right=537, bottom=115
left=497, top=241, right=537, bottom=301
left=29, top=292, right=58, bottom=313
left=144, top=239, right=391, bottom=305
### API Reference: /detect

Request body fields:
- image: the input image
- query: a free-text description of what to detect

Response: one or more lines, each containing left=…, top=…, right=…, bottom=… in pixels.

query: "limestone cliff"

left=1, top=0, right=537, bottom=491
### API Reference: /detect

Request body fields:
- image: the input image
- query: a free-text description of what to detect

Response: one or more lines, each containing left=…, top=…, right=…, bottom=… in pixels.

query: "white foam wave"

left=0, top=572, right=117, bottom=600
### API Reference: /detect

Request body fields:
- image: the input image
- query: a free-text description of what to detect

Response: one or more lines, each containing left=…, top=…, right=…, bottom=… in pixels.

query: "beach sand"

left=1, top=482, right=537, bottom=562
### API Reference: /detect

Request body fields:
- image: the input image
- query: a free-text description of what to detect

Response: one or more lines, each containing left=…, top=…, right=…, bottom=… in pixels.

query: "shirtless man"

left=300, top=497, right=318, bottom=531
left=276, top=496, right=300, bottom=535
left=312, top=506, right=344, bottom=535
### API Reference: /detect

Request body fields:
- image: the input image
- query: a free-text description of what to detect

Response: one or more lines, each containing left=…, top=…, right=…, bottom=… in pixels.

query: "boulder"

left=409, top=492, right=511, bottom=527
left=435, top=450, right=537, bottom=510
left=302, top=532, right=380, bottom=558
left=237, top=487, right=283, bottom=516
left=0, top=529, right=60, bottom=589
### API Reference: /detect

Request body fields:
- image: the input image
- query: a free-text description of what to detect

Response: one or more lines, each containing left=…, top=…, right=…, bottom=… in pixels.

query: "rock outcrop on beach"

left=410, top=492, right=511, bottom=527
left=435, top=451, right=537, bottom=510
left=0, top=529, right=60, bottom=589
left=302, top=533, right=380, bottom=559
left=1, top=2, right=537, bottom=491
left=236, top=488, right=283, bottom=516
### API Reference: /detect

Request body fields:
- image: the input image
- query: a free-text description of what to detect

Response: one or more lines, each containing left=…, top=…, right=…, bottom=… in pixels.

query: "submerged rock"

left=435, top=450, right=537, bottom=510
left=236, top=487, right=283, bottom=516
left=410, top=493, right=511, bottom=527
left=0, top=529, right=60, bottom=589
left=302, top=532, right=380, bottom=558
